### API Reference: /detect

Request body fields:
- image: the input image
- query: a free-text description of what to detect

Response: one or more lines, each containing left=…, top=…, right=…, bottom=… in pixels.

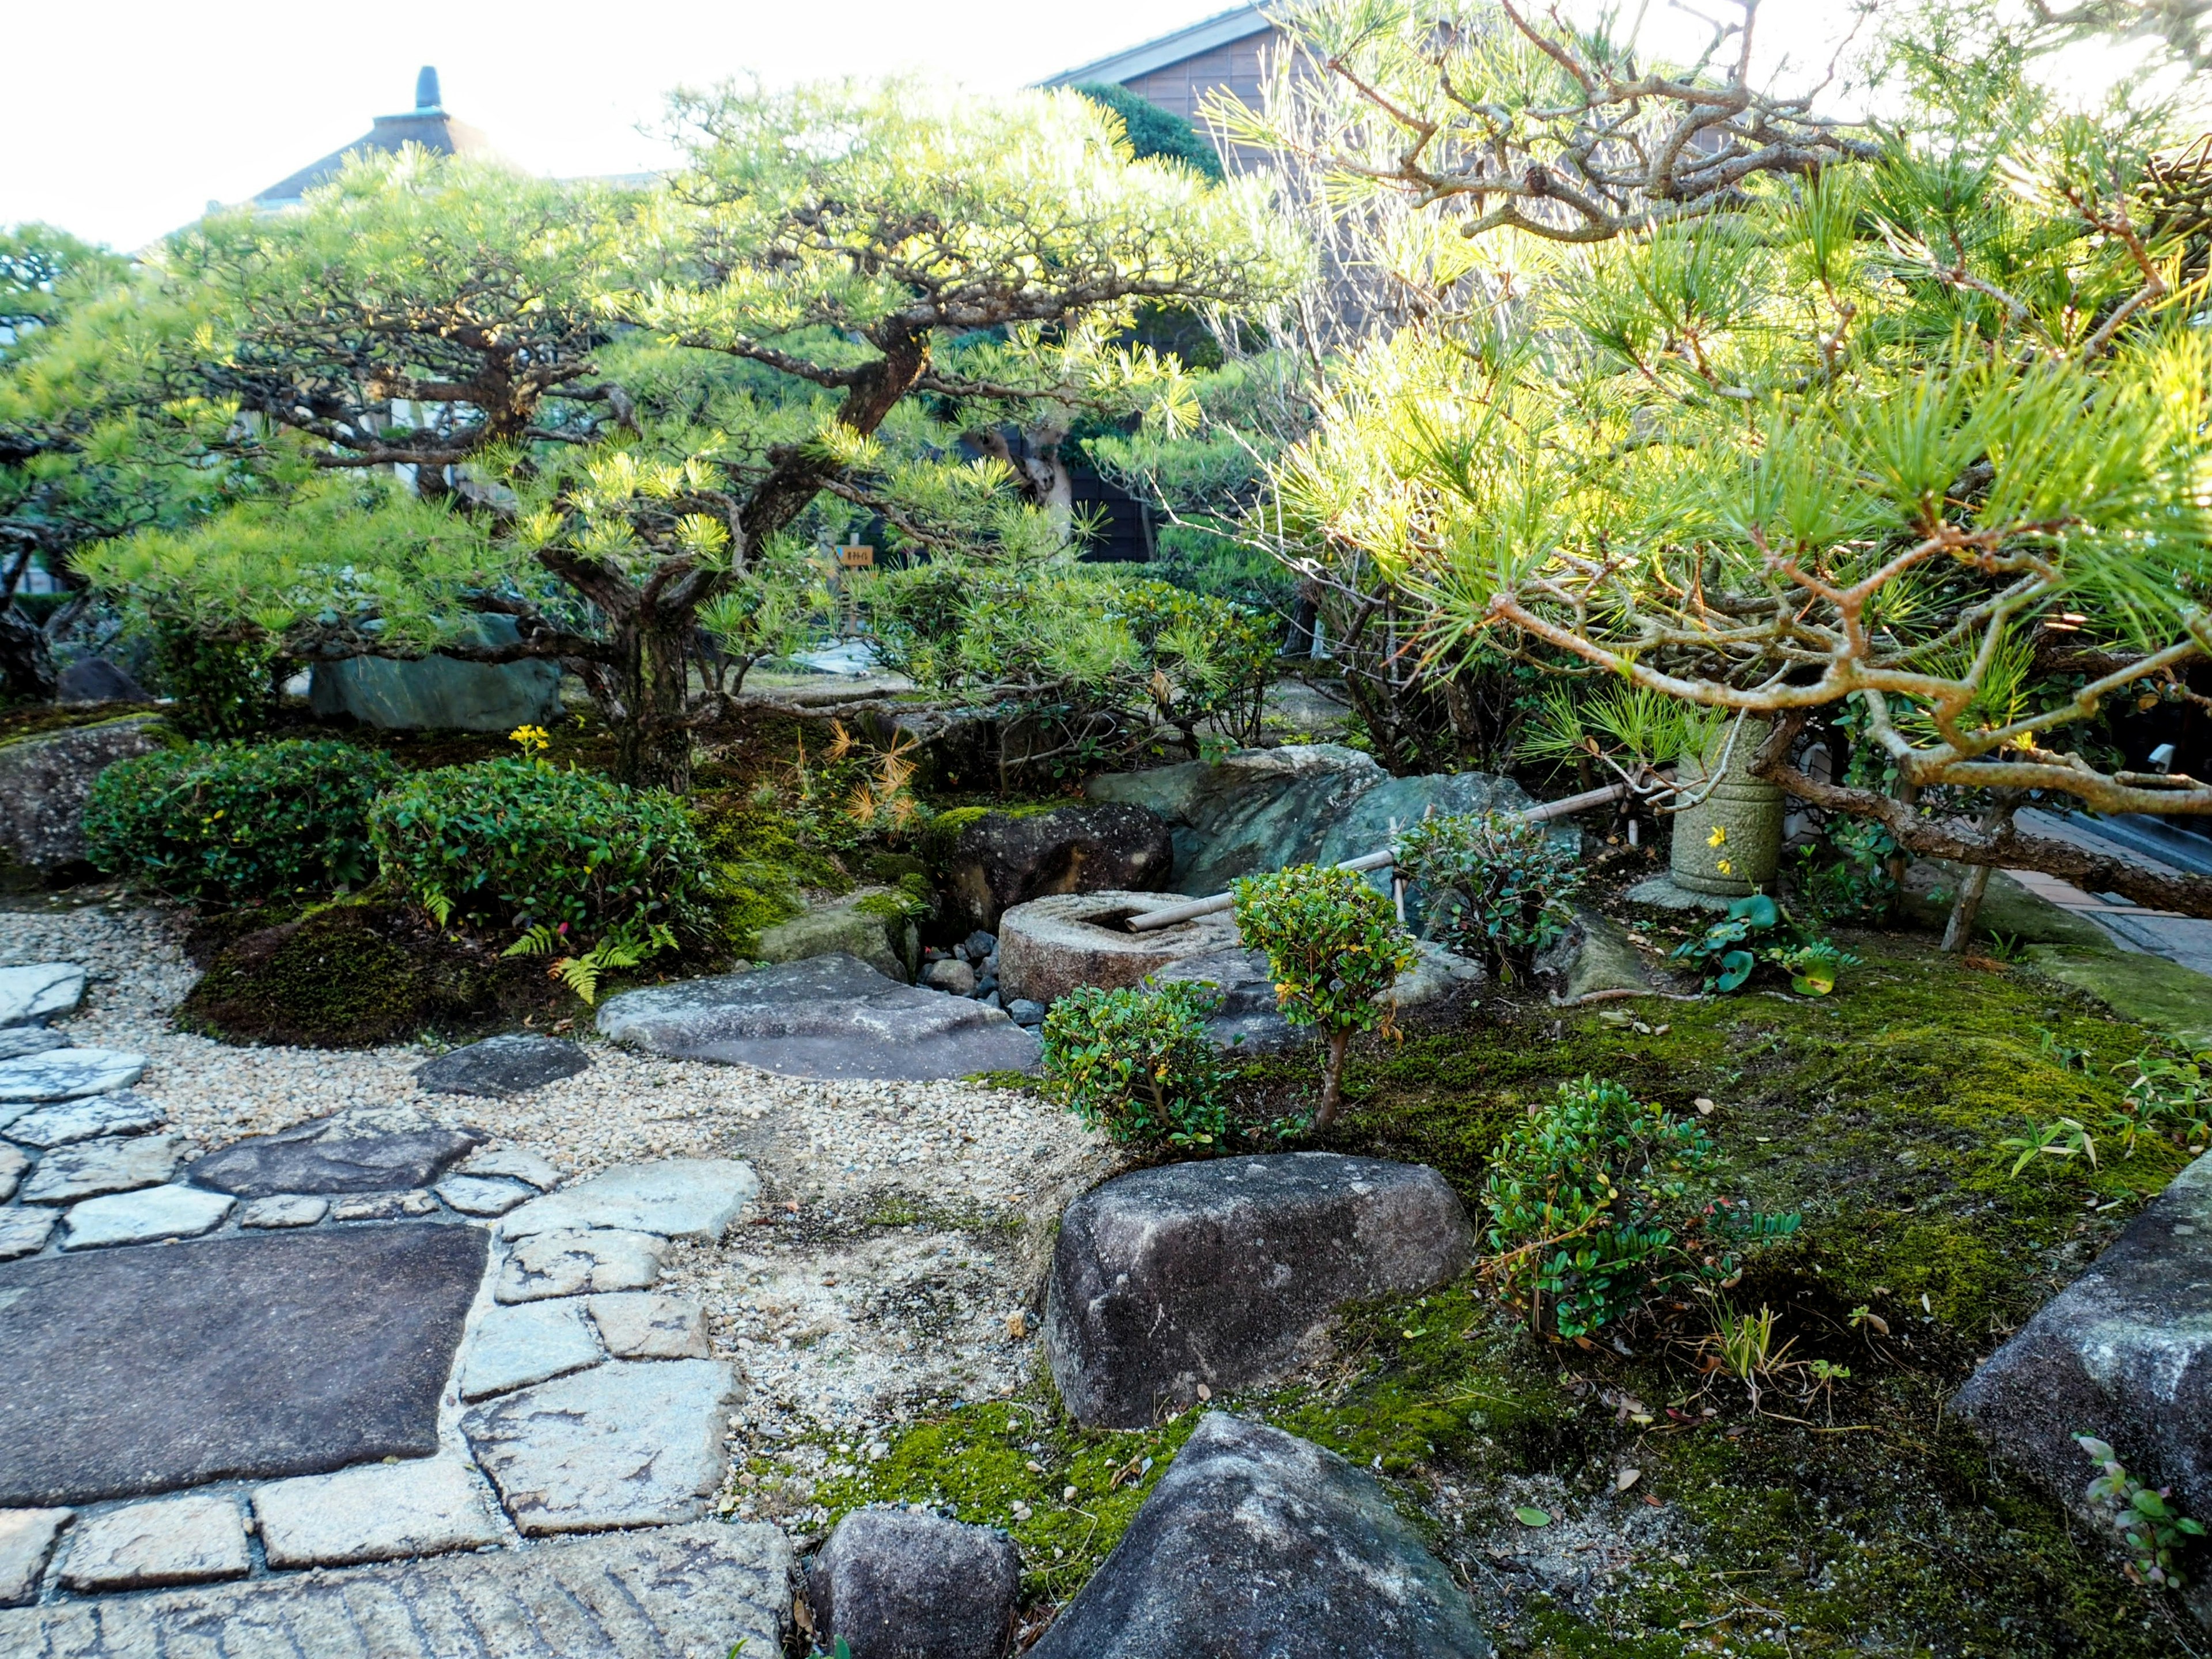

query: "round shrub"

left=84, top=738, right=402, bottom=902
left=1040, top=980, right=1230, bottom=1150
left=1394, top=809, right=1582, bottom=972
left=369, top=757, right=710, bottom=952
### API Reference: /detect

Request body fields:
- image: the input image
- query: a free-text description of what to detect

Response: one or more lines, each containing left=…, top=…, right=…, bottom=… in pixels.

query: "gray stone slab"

left=187, top=1112, right=480, bottom=1198
left=331, top=1188, right=439, bottom=1221
left=0, top=1143, right=25, bottom=1204
left=0, top=964, right=85, bottom=1029
left=415, top=1033, right=592, bottom=1098
left=62, top=1184, right=234, bottom=1250
left=463, top=1358, right=737, bottom=1535
left=58, top=1495, right=250, bottom=1592
left=596, top=954, right=1043, bottom=1081
left=458, top=1146, right=563, bottom=1190
left=0, top=1047, right=145, bottom=1105
left=438, top=1173, right=536, bottom=1216
left=461, top=1300, right=605, bottom=1401
left=253, top=1459, right=505, bottom=1568
left=5, top=1091, right=165, bottom=1148
left=588, top=1293, right=710, bottom=1359
left=239, top=1193, right=329, bottom=1228
left=0, top=1508, right=70, bottom=1608
left=0, top=1027, right=67, bottom=1063
left=0, top=1207, right=55, bottom=1260
left=499, top=1158, right=758, bottom=1242
left=495, top=1229, right=666, bottom=1304
left=0, top=1520, right=791, bottom=1657
left=18, top=1132, right=180, bottom=1205
left=0, top=1222, right=487, bottom=1506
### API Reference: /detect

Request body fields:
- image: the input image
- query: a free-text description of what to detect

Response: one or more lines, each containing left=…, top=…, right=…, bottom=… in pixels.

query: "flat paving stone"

left=589, top=1292, right=710, bottom=1359
left=331, top=1188, right=439, bottom=1221
left=0, top=1143, right=25, bottom=1203
left=0, top=1028, right=68, bottom=1062
left=495, top=1229, right=666, bottom=1304
left=463, top=1358, right=738, bottom=1535
left=239, top=1193, right=329, bottom=1228
left=438, top=1173, right=536, bottom=1215
left=461, top=1300, right=606, bottom=1400
left=18, top=1132, right=180, bottom=1205
left=0, top=1207, right=55, bottom=1260
left=253, top=1458, right=505, bottom=1568
left=415, top=1033, right=591, bottom=1098
left=62, top=1183, right=234, bottom=1249
left=186, top=1109, right=481, bottom=1198
left=0, top=1047, right=146, bottom=1105
left=500, top=1158, right=759, bottom=1242
left=459, top=1146, right=564, bottom=1190
left=0, top=1222, right=487, bottom=1506
left=58, top=1494, right=250, bottom=1591
left=0, top=1520, right=791, bottom=1657
left=5, top=1091, right=165, bottom=1149
left=0, top=964, right=84, bottom=1029
left=0, top=1508, right=70, bottom=1607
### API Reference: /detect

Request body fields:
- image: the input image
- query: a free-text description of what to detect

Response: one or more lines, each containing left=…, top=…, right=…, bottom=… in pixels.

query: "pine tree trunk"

left=614, top=615, right=696, bottom=793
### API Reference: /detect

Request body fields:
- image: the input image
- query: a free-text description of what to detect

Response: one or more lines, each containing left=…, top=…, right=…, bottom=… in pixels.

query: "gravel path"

left=1, top=887, right=1119, bottom=1534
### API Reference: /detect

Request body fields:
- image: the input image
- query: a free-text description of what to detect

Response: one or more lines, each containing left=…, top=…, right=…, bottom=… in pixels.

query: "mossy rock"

left=177, top=898, right=559, bottom=1048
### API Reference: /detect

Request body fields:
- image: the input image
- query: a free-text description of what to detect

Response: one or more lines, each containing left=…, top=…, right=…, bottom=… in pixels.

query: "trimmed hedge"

left=84, top=739, right=402, bottom=902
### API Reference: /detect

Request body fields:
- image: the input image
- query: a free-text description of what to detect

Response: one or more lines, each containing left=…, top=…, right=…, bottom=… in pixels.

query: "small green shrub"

left=1393, top=809, right=1581, bottom=972
left=1790, top=817, right=1898, bottom=921
left=370, top=758, right=709, bottom=979
left=1669, top=892, right=1859, bottom=994
left=1232, top=863, right=1417, bottom=1128
left=1480, top=1075, right=1799, bottom=1341
left=1040, top=981, right=1229, bottom=1150
left=150, top=622, right=275, bottom=739
left=2077, top=1434, right=2206, bottom=1591
left=85, top=738, right=402, bottom=902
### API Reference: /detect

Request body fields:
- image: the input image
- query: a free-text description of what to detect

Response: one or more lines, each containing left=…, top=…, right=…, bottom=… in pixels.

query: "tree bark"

left=613, top=613, right=697, bottom=793
left=0, top=602, right=56, bottom=703
left=1317, top=1030, right=1351, bottom=1130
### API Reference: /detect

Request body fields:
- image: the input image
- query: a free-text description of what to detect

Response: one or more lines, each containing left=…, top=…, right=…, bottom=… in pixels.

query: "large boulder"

left=0, top=714, right=164, bottom=880
left=808, top=1508, right=1022, bottom=1659
left=1952, top=1149, right=2212, bottom=1624
left=756, top=895, right=919, bottom=984
left=595, top=954, right=1040, bottom=1080
left=1028, top=1412, right=1488, bottom=1659
left=995, top=890, right=1238, bottom=1007
left=308, top=616, right=562, bottom=733
left=54, top=657, right=150, bottom=704
left=938, top=804, right=1174, bottom=934
left=1046, top=1153, right=1474, bottom=1428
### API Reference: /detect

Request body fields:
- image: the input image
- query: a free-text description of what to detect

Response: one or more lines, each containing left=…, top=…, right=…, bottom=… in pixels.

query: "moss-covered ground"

left=820, top=925, right=2208, bottom=1655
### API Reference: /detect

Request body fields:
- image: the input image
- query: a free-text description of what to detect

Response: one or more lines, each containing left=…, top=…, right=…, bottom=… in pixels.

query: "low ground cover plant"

left=1479, top=1075, right=1798, bottom=1343
left=85, top=738, right=402, bottom=902
left=1393, top=809, right=1581, bottom=975
left=1039, top=980, right=1229, bottom=1150
left=1232, top=863, right=1416, bottom=1128
left=2077, top=1434, right=2206, bottom=1593
left=1670, top=892, right=1858, bottom=995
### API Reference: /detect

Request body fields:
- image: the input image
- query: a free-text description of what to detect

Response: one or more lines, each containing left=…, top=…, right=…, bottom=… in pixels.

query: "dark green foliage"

left=1670, top=892, right=1859, bottom=994
left=1790, top=816, right=1898, bottom=921
left=1041, top=980, right=1230, bottom=1149
left=1395, top=809, right=1581, bottom=972
left=84, top=738, right=402, bottom=902
left=1479, top=1075, right=1798, bottom=1340
left=369, top=758, right=710, bottom=952
left=149, top=622, right=275, bottom=739
left=1068, top=83, right=1225, bottom=181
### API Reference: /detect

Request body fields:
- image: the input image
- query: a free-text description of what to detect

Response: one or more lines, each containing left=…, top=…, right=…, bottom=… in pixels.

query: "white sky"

left=0, top=0, right=2107, bottom=252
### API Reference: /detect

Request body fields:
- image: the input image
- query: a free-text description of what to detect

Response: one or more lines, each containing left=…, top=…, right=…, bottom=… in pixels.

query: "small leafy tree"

left=1393, top=809, right=1581, bottom=974
left=1232, top=862, right=1416, bottom=1128
left=1040, top=980, right=1231, bottom=1150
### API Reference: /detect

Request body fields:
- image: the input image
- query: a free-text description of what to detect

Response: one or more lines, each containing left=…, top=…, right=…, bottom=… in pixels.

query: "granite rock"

left=18, top=1132, right=180, bottom=1205
left=5, top=1090, right=165, bottom=1148
left=331, top=1188, right=439, bottom=1221
left=253, top=1459, right=505, bottom=1568
left=810, top=1507, right=1022, bottom=1659
left=495, top=1228, right=668, bottom=1304
left=238, top=1194, right=329, bottom=1228
left=596, top=955, right=1041, bottom=1081
left=0, top=964, right=84, bottom=1029
left=414, top=1033, right=592, bottom=1099
left=308, top=615, right=563, bottom=733
left=995, top=890, right=1240, bottom=1007
left=186, top=1111, right=481, bottom=1198
left=438, top=1173, right=537, bottom=1215
left=0, top=1047, right=146, bottom=1105
left=588, top=1292, right=710, bottom=1359
left=62, top=1184, right=234, bottom=1250
left=0, top=716, right=164, bottom=876
left=924, top=957, right=978, bottom=996
left=940, top=802, right=1175, bottom=935
left=463, top=1358, right=738, bottom=1535
left=55, top=656, right=150, bottom=704
left=0, top=1508, right=70, bottom=1607
left=460, top=1300, right=606, bottom=1401
left=457, top=1146, right=563, bottom=1190
left=1047, top=1153, right=1474, bottom=1427
left=59, top=1495, right=251, bottom=1592
left=499, top=1158, right=758, bottom=1242
left=758, top=897, right=921, bottom=984
left=0, top=1207, right=55, bottom=1260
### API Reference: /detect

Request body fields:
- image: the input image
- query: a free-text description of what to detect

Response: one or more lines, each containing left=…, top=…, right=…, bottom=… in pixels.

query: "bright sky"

left=0, top=0, right=2116, bottom=252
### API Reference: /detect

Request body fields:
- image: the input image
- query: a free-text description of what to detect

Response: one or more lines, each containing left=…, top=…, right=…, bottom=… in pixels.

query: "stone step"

left=1, top=1520, right=792, bottom=1658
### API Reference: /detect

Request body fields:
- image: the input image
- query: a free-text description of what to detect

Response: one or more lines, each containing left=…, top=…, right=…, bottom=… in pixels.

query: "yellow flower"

left=1707, top=825, right=1727, bottom=848
left=1717, top=858, right=1734, bottom=876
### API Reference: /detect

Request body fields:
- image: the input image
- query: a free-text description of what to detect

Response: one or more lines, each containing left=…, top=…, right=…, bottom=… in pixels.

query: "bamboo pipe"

left=1122, top=776, right=1648, bottom=934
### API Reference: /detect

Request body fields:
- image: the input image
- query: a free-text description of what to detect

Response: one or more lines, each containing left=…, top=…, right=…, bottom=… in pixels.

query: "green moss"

left=853, top=892, right=925, bottom=922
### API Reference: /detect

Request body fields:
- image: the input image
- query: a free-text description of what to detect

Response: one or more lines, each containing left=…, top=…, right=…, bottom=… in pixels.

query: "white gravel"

left=1, top=886, right=1120, bottom=1532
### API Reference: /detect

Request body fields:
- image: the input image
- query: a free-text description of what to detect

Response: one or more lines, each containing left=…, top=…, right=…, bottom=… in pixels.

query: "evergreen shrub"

left=1040, top=980, right=1230, bottom=1149
left=1394, top=809, right=1581, bottom=972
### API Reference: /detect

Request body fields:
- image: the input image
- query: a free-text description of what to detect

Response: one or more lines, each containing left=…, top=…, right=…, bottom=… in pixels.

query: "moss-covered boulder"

left=0, top=714, right=165, bottom=884
left=755, top=895, right=919, bottom=983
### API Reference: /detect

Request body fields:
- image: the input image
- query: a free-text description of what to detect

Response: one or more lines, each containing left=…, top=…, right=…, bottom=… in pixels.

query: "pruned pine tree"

left=80, top=83, right=1296, bottom=789
left=1235, top=0, right=2212, bottom=916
